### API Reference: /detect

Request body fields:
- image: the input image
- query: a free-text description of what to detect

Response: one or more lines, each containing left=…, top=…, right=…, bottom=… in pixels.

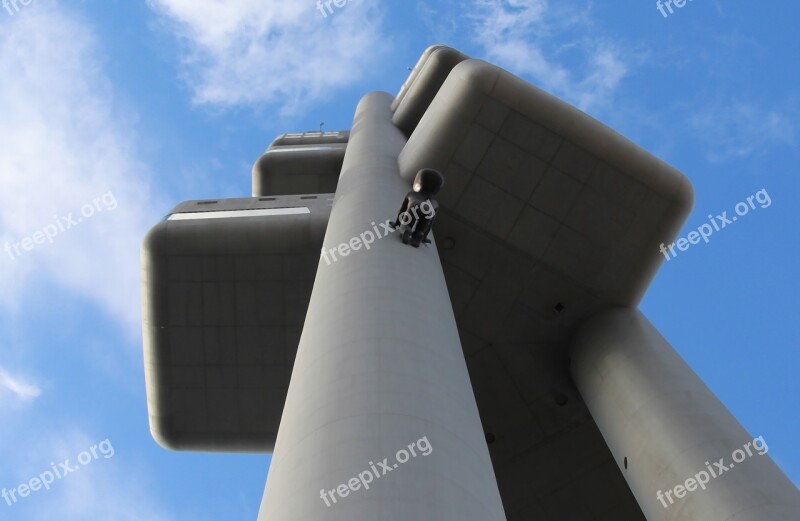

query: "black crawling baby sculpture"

left=391, top=168, right=444, bottom=248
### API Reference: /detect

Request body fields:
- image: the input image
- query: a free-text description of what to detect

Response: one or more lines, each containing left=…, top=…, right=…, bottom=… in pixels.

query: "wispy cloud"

left=0, top=3, right=164, bottom=336
left=6, top=429, right=177, bottom=521
left=417, top=0, right=629, bottom=113
left=147, top=0, right=389, bottom=114
left=470, top=0, right=628, bottom=111
left=0, top=366, right=41, bottom=402
left=689, top=99, right=797, bottom=163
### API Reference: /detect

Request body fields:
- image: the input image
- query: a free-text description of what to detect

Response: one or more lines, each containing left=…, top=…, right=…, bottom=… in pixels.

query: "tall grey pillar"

left=570, top=308, right=800, bottom=521
left=257, top=91, right=507, bottom=520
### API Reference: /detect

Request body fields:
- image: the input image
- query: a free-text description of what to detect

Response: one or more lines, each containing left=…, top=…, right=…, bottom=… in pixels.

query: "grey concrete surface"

left=253, top=131, right=349, bottom=196
left=399, top=57, right=693, bottom=307
left=570, top=308, right=800, bottom=521
left=391, top=44, right=447, bottom=114
left=256, top=91, right=506, bottom=520
left=392, top=46, right=469, bottom=137
left=142, top=195, right=331, bottom=451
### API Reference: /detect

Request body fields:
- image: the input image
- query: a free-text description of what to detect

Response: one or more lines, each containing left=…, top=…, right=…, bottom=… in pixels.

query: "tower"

left=141, top=45, right=800, bottom=521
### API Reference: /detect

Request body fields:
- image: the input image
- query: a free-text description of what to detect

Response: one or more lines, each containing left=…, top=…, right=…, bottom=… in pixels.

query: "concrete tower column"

left=570, top=308, right=800, bottom=521
left=257, top=91, right=507, bottom=521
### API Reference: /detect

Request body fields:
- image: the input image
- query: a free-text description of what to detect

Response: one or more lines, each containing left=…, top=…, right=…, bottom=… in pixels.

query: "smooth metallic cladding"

left=252, top=132, right=349, bottom=197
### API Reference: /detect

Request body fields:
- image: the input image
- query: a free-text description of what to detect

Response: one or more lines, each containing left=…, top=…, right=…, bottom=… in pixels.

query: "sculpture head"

left=413, top=168, right=444, bottom=195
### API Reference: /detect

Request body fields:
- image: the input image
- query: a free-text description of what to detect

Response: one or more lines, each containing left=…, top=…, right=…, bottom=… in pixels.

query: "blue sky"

left=0, top=0, right=797, bottom=519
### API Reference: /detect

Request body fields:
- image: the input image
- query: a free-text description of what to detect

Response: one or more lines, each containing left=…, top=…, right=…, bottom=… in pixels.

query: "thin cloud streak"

left=689, top=99, right=797, bottom=163
left=0, top=366, right=41, bottom=401
left=416, top=0, right=629, bottom=113
left=469, top=0, right=628, bottom=112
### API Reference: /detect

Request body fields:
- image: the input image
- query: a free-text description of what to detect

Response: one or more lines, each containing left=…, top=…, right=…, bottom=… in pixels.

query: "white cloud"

left=147, top=0, right=388, bottom=113
left=0, top=366, right=41, bottom=402
left=0, top=4, right=165, bottom=336
left=689, top=100, right=797, bottom=163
